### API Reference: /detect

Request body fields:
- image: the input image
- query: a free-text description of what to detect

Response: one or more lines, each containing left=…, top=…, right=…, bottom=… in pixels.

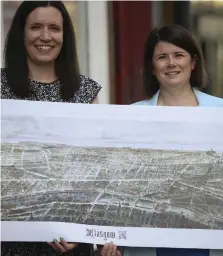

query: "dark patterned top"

left=1, top=68, right=102, bottom=104
left=1, top=68, right=100, bottom=256
left=1, top=242, right=94, bottom=256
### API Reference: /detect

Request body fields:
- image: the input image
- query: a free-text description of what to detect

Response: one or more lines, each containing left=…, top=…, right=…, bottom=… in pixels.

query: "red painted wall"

left=113, top=1, right=152, bottom=104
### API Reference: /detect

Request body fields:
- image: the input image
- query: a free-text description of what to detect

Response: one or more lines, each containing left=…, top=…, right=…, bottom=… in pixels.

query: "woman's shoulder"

left=1, top=70, right=102, bottom=103
left=1, top=68, right=18, bottom=99
left=132, top=94, right=158, bottom=106
left=1, top=67, right=7, bottom=82
left=70, top=74, right=102, bottom=104
left=132, top=89, right=223, bottom=107
left=132, top=98, right=154, bottom=106
left=194, top=88, right=223, bottom=107
left=79, top=74, right=102, bottom=92
left=132, top=91, right=159, bottom=106
left=1, top=67, right=9, bottom=88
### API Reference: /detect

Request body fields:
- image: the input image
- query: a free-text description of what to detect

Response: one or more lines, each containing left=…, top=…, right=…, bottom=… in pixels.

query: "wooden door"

left=113, top=1, right=152, bottom=104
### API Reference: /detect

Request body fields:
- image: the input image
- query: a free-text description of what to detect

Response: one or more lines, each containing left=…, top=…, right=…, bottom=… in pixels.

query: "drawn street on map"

left=1, top=142, right=223, bottom=230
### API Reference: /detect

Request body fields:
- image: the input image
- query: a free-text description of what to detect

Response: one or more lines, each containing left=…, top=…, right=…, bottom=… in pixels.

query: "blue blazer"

left=133, top=88, right=223, bottom=107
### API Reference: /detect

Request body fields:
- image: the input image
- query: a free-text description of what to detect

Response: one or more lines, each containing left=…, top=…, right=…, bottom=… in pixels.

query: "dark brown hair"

left=143, top=25, right=208, bottom=98
left=4, top=1, right=80, bottom=100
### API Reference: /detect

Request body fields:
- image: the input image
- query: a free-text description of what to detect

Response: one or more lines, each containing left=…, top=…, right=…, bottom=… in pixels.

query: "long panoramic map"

left=1, top=99, right=223, bottom=248
left=1, top=142, right=223, bottom=230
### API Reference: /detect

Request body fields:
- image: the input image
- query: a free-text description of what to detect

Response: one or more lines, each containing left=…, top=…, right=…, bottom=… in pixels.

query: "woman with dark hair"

left=134, top=25, right=223, bottom=107
left=99, top=25, right=222, bottom=256
left=1, top=1, right=101, bottom=255
left=1, top=0, right=100, bottom=103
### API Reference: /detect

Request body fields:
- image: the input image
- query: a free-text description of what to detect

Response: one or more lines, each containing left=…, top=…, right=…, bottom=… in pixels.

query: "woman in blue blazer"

left=99, top=25, right=223, bottom=256
left=133, top=25, right=223, bottom=108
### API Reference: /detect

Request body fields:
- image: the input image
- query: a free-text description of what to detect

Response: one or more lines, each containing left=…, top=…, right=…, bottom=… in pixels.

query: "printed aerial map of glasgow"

left=1, top=99, right=223, bottom=247
left=1, top=142, right=223, bottom=230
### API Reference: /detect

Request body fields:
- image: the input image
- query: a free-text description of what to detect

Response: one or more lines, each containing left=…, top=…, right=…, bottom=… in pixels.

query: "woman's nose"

left=40, top=29, right=51, bottom=41
left=167, top=56, right=176, bottom=67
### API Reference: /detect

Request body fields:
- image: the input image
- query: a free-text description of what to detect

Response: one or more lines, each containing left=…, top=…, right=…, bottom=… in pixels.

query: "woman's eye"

left=158, top=55, right=166, bottom=60
left=50, top=26, right=61, bottom=32
left=30, top=25, right=40, bottom=30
